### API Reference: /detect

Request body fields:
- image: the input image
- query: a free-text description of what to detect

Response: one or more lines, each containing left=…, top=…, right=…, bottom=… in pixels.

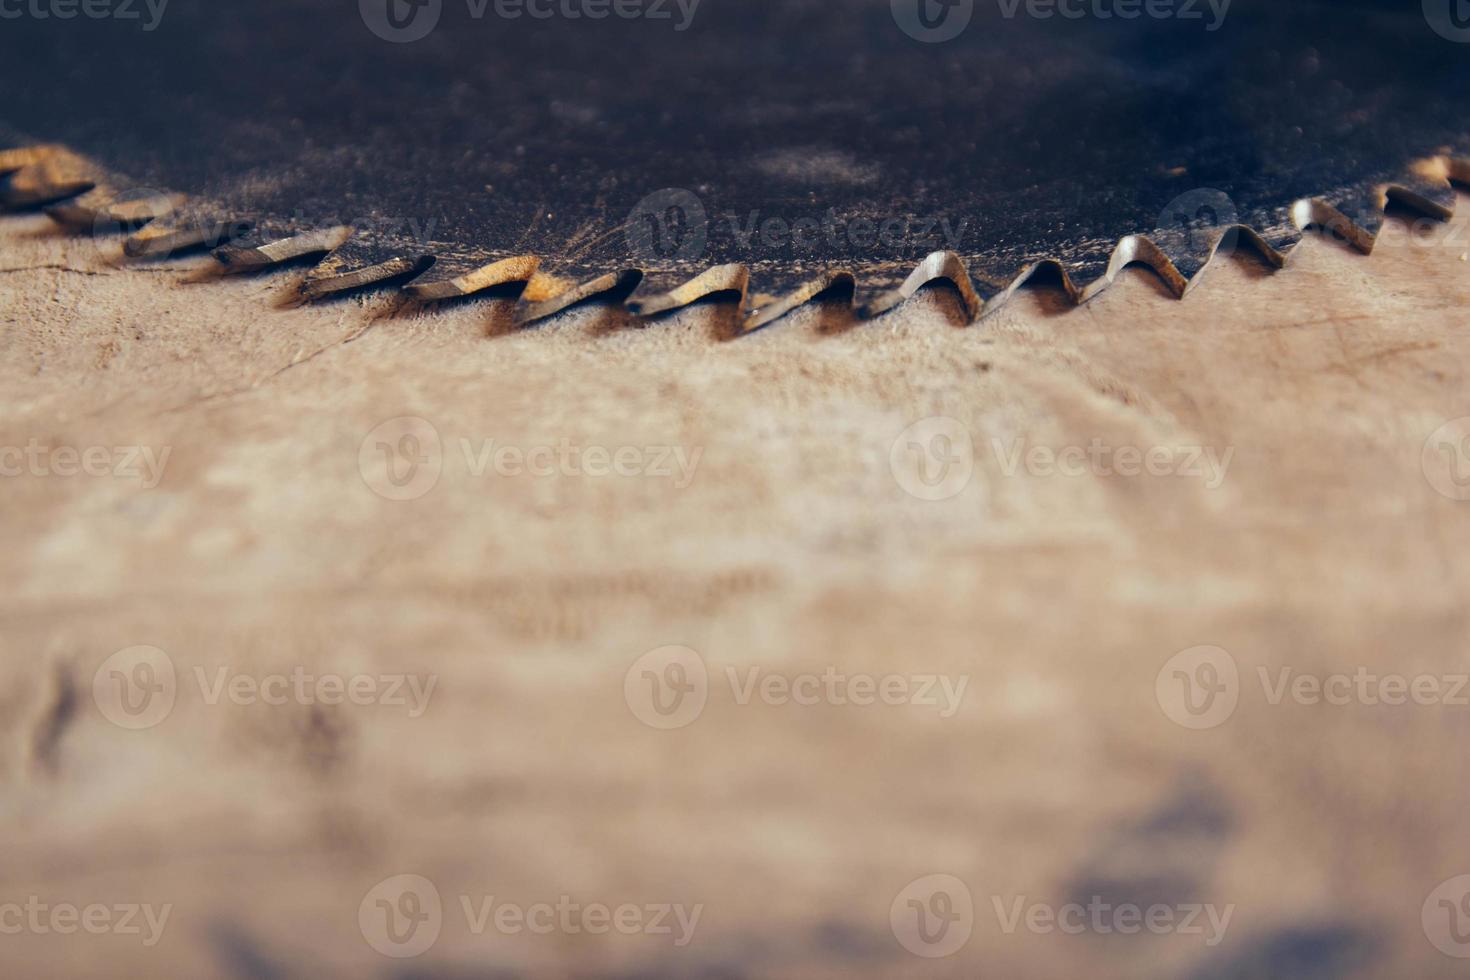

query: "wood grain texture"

left=2, top=195, right=1470, bottom=978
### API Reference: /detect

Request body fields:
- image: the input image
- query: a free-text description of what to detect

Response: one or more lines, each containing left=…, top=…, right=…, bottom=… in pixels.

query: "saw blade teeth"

left=2, top=175, right=95, bottom=210
left=1388, top=172, right=1458, bottom=221
left=741, top=270, right=855, bottom=333
left=212, top=226, right=354, bottom=274
left=974, top=258, right=1083, bottom=317
left=297, top=236, right=433, bottom=301
left=7, top=142, right=1467, bottom=336
left=123, top=214, right=252, bottom=259
left=855, top=251, right=985, bottom=323
left=1173, top=225, right=1297, bottom=297
left=1097, top=234, right=1193, bottom=300
left=1055, top=252, right=1114, bottom=304
left=623, top=265, right=750, bottom=319
left=1134, top=213, right=1245, bottom=293
left=403, top=255, right=540, bottom=302
left=0, top=144, right=97, bottom=209
left=0, top=145, right=50, bottom=177
left=512, top=266, right=638, bottom=327
left=1296, top=191, right=1385, bottom=253
left=45, top=187, right=186, bottom=230
left=299, top=256, right=431, bottom=300
left=1253, top=224, right=1303, bottom=264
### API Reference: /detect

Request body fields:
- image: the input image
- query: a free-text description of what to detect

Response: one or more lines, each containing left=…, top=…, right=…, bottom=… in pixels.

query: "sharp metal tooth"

left=511, top=263, right=639, bottom=327
left=1139, top=214, right=1228, bottom=294
left=855, top=251, right=985, bottom=322
left=974, top=258, right=1081, bottom=316
left=297, top=236, right=432, bottom=301
left=623, top=265, right=749, bottom=319
left=1390, top=165, right=1458, bottom=220
left=212, top=226, right=354, bottom=274
left=1085, top=234, right=1194, bottom=300
left=123, top=212, right=252, bottom=259
left=404, top=254, right=539, bottom=302
left=1051, top=250, right=1114, bottom=304
left=741, top=268, right=855, bottom=333
left=1294, top=187, right=1386, bottom=253
left=1247, top=222, right=1301, bottom=266
left=847, top=269, right=923, bottom=323
left=0, top=145, right=62, bottom=177
left=45, top=187, right=185, bottom=230
left=0, top=145, right=96, bottom=209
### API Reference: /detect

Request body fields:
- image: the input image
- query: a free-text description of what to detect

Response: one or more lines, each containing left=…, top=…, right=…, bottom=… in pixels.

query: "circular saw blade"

left=2, top=0, right=1468, bottom=331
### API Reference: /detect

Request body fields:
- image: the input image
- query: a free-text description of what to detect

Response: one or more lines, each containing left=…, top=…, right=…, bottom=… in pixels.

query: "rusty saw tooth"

left=123, top=210, right=253, bottom=259
left=211, top=226, right=354, bottom=275
left=964, top=257, right=1091, bottom=318
left=1103, top=232, right=1245, bottom=301
left=1305, top=192, right=1391, bottom=252
left=45, top=186, right=186, bottom=231
left=741, top=269, right=856, bottom=334
left=1171, top=226, right=1296, bottom=297
left=296, top=236, right=433, bottom=302
left=0, top=146, right=41, bottom=177
left=848, top=251, right=987, bottom=323
left=1119, top=231, right=1225, bottom=297
left=623, top=265, right=749, bottom=320
left=1387, top=168, right=1458, bottom=221
left=403, top=254, right=540, bottom=303
left=1287, top=170, right=1444, bottom=255
left=0, top=145, right=96, bottom=209
left=511, top=263, right=641, bottom=328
